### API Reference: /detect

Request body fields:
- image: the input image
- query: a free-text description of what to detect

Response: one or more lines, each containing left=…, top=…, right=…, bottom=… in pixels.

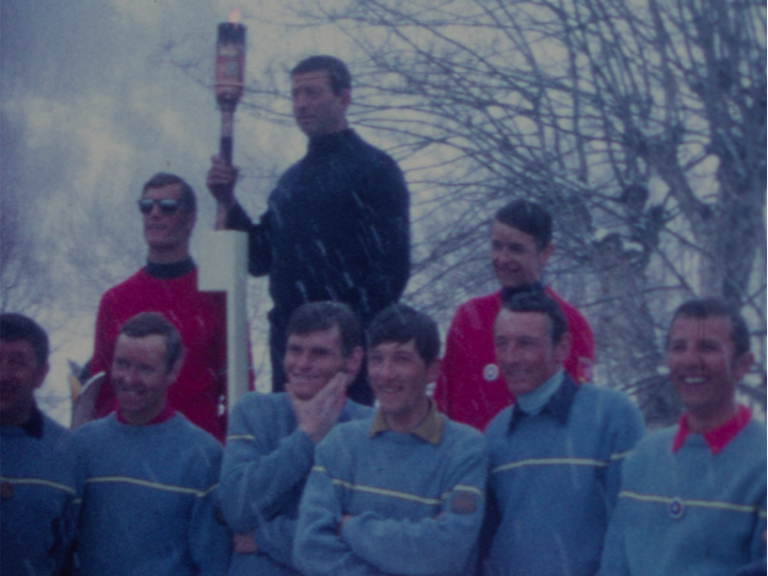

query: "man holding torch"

left=207, top=55, right=411, bottom=406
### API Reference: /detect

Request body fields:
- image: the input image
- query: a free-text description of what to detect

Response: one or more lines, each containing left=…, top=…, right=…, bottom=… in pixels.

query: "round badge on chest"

left=483, top=364, right=499, bottom=382
left=668, top=497, right=684, bottom=519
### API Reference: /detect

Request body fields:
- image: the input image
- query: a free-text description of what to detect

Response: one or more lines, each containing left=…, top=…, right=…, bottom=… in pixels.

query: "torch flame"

left=228, top=8, right=242, bottom=24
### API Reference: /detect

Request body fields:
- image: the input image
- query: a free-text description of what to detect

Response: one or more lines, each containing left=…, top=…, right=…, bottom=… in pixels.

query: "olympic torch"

left=215, top=10, right=246, bottom=165
left=202, top=10, right=250, bottom=413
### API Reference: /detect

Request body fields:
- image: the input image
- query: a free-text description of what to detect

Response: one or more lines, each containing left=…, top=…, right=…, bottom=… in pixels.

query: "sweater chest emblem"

left=450, top=491, right=479, bottom=515
left=0, top=481, right=13, bottom=499
left=668, top=497, right=684, bottom=519
left=483, top=364, right=499, bottom=381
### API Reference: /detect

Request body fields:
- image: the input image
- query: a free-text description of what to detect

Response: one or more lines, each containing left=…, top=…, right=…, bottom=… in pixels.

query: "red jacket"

left=91, top=267, right=229, bottom=441
left=434, top=288, right=594, bottom=431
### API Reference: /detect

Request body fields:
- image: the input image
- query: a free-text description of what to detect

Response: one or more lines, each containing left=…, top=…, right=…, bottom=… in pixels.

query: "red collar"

left=672, top=404, right=751, bottom=455
left=116, top=403, right=176, bottom=426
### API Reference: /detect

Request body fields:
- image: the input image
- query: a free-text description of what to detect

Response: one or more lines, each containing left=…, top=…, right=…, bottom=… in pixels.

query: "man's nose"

left=498, top=344, right=521, bottom=365
left=679, top=346, right=704, bottom=366
left=295, top=351, right=314, bottom=370
left=497, top=248, right=516, bottom=263
left=147, top=202, right=165, bottom=217
left=374, top=358, right=395, bottom=380
left=293, top=93, right=309, bottom=109
left=119, top=365, right=142, bottom=384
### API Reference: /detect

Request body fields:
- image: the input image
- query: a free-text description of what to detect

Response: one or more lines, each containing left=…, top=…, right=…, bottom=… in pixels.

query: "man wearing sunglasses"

left=87, top=173, right=231, bottom=442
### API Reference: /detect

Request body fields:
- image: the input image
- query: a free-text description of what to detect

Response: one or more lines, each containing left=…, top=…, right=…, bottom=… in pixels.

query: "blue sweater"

left=219, top=392, right=372, bottom=576
left=294, top=412, right=489, bottom=576
left=483, top=379, right=645, bottom=576
left=1, top=409, right=82, bottom=576
left=72, top=413, right=230, bottom=576
left=597, top=419, right=767, bottom=576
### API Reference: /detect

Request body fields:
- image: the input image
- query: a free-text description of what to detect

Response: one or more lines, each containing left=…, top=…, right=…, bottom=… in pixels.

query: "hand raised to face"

left=288, top=372, right=347, bottom=444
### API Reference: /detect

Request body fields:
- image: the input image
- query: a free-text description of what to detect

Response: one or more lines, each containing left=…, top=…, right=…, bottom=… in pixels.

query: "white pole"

left=197, top=230, right=250, bottom=414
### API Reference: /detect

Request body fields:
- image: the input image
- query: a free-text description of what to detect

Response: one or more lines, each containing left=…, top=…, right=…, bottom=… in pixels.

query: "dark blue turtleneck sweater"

left=228, top=128, right=410, bottom=401
left=229, top=128, right=409, bottom=323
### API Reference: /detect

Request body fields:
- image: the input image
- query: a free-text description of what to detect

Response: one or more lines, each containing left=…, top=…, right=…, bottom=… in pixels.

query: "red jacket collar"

left=672, top=404, right=751, bottom=455
left=116, top=402, right=176, bottom=426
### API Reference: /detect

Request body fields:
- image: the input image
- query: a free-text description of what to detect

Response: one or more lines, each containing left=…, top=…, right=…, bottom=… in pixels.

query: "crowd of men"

left=1, top=54, right=764, bottom=576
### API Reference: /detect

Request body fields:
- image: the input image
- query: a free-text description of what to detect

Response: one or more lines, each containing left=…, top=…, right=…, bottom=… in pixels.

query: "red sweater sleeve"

left=90, top=289, right=119, bottom=418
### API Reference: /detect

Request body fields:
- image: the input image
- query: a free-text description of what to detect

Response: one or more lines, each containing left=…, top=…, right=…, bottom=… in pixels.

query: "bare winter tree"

left=174, top=0, right=765, bottom=425
left=0, top=155, right=56, bottom=318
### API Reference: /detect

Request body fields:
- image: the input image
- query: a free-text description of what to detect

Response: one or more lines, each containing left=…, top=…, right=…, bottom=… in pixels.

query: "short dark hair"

left=118, top=312, right=184, bottom=372
left=291, top=55, right=352, bottom=95
left=494, top=200, right=552, bottom=250
left=142, top=172, right=196, bottom=213
left=287, top=302, right=361, bottom=357
left=0, top=313, right=49, bottom=366
left=669, top=298, right=750, bottom=358
left=367, top=304, right=440, bottom=366
left=499, top=290, right=568, bottom=346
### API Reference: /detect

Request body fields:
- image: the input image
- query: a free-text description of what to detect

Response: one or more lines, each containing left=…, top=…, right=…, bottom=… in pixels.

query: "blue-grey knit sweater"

left=219, top=392, right=372, bottom=576
left=1, top=409, right=82, bottom=576
left=294, top=413, right=488, bottom=576
left=597, top=418, right=767, bottom=576
left=483, top=380, right=645, bottom=576
left=72, top=413, right=230, bottom=576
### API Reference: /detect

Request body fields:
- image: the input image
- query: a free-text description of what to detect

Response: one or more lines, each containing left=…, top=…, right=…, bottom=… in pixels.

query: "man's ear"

left=426, top=358, right=442, bottom=384
left=185, top=210, right=197, bottom=234
left=33, top=362, right=50, bottom=391
left=339, top=88, right=352, bottom=112
left=343, top=346, right=364, bottom=384
left=167, top=354, right=184, bottom=385
left=732, top=351, right=754, bottom=382
left=554, top=331, right=571, bottom=366
left=539, top=242, right=555, bottom=266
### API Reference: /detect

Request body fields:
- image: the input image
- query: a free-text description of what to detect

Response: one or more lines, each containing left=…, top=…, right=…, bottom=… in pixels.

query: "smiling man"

left=1, top=313, right=81, bottom=576
left=207, top=55, right=410, bottom=405
left=482, top=291, right=644, bottom=576
left=218, top=301, right=371, bottom=576
left=294, top=303, right=488, bottom=576
left=88, top=172, right=232, bottom=441
left=435, top=199, right=594, bottom=430
left=73, top=312, right=229, bottom=576
left=598, top=298, right=766, bottom=576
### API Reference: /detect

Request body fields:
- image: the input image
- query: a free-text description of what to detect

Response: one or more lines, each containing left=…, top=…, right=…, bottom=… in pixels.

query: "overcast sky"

left=2, top=0, right=364, bottom=423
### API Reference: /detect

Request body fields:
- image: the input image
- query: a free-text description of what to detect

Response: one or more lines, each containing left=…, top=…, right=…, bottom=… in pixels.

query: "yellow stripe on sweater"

left=610, top=450, right=633, bottom=461
left=0, top=476, right=77, bottom=496
left=312, top=466, right=483, bottom=505
left=620, top=490, right=766, bottom=517
left=492, top=457, right=609, bottom=474
left=226, top=434, right=256, bottom=442
left=86, top=476, right=217, bottom=498
left=331, top=479, right=442, bottom=506
left=451, top=484, right=484, bottom=498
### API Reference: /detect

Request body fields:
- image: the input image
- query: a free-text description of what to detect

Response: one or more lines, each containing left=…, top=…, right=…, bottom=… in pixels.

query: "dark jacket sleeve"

left=356, top=157, right=410, bottom=322
left=227, top=203, right=272, bottom=277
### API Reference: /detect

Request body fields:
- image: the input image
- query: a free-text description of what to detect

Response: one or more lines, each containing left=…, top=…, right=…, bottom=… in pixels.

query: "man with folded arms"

left=295, top=304, right=488, bottom=576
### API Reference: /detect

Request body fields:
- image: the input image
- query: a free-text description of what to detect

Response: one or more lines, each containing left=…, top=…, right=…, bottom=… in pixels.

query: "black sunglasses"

left=138, top=198, right=183, bottom=215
